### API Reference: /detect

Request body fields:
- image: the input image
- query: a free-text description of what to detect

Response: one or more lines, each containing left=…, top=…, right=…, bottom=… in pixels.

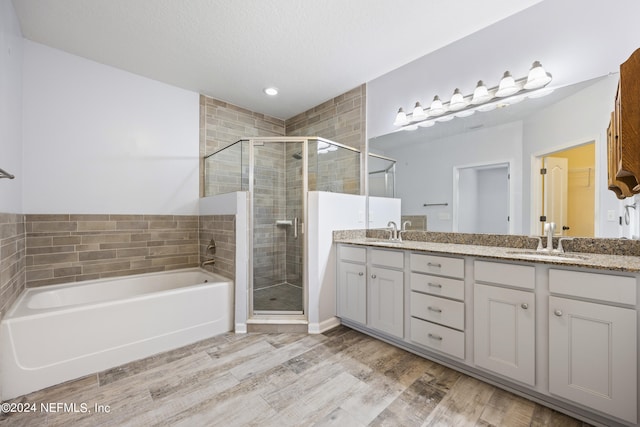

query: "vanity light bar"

left=393, top=61, right=553, bottom=129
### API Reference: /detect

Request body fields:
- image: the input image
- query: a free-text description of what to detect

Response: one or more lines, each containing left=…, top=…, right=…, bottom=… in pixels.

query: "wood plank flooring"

left=0, top=326, right=592, bottom=426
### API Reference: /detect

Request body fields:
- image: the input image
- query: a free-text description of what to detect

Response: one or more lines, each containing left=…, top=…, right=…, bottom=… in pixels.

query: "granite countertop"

left=334, top=235, right=640, bottom=273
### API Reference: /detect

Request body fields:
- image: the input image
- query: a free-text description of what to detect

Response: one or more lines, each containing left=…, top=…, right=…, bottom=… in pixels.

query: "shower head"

left=292, top=152, right=302, bottom=160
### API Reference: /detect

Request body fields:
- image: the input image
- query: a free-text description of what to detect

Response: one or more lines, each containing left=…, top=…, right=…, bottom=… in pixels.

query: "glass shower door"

left=251, top=140, right=305, bottom=314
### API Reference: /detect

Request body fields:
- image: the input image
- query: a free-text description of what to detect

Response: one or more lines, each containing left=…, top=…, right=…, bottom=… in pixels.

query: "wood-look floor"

left=1, top=326, right=592, bottom=427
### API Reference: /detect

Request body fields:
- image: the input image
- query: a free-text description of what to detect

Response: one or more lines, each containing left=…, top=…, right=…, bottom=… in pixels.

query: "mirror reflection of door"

left=543, top=157, right=568, bottom=236
left=539, top=143, right=595, bottom=237
left=457, top=163, right=510, bottom=234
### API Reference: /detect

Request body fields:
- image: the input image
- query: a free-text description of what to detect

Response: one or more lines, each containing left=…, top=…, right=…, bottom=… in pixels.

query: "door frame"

left=530, top=137, right=600, bottom=236
left=452, top=160, right=514, bottom=234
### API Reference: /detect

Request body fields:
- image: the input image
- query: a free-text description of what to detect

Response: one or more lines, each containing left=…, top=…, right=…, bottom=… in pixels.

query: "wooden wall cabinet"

left=608, top=48, right=640, bottom=198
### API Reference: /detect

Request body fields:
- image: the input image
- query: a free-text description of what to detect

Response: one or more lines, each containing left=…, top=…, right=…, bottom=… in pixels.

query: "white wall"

left=390, top=121, right=523, bottom=233
left=308, top=192, right=366, bottom=333
left=366, top=0, right=640, bottom=140
left=0, top=0, right=23, bottom=213
left=368, top=196, right=401, bottom=229
left=522, top=75, right=620, bottom=237
left=22, top=41, right=200, bottom=214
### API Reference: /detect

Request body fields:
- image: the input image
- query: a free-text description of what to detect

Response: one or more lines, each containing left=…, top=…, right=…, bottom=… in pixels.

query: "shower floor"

left=253, top=282, right=303, bottom=312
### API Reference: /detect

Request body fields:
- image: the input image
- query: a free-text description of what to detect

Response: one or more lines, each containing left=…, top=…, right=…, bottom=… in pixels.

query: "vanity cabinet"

left=369, top=249, right=404, bottom=338
left=410, top=253, right=465, bottom=359
left=336, top=245, right=404, bottom=338
left=336, top=245, right=367, bottom=324
left=473, top=261, right=536, bottom=386
left=548, top=269, right=637, bottom=424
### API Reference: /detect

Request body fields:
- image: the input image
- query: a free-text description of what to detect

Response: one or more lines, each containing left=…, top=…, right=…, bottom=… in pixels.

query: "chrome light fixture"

left=392, top=61, right=553, bottom=130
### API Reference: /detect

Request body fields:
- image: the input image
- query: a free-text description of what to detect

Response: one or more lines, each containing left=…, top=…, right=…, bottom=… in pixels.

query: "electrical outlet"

left=438, top=212, right=451, bottom=220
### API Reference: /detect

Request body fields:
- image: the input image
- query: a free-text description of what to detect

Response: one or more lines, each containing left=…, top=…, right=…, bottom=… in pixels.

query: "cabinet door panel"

left=474, top=284, right=535, bottom=386
left=549, top=296, right=637, bottom=424
left=337, top=261, right=366, bottom=324
left=370, top=266, right=404, bottom=338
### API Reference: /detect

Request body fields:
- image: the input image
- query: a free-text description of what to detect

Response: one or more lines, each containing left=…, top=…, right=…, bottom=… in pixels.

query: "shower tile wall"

left=286, top=85, right=366, bottom=152
left=253, top=144, right=287, bottom=290
left=25, top=214, right=200, bottom=288
left=199, top=215, right=236, bottom=280
left=199, top=95, right=285, bottom=197
left=0, top=213, right=26, bottom=317
left=285, top=144, right=303, bottom=286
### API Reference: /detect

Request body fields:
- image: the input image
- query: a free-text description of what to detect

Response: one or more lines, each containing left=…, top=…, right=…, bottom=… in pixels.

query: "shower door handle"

left=293, top=217, right=298, bottom=239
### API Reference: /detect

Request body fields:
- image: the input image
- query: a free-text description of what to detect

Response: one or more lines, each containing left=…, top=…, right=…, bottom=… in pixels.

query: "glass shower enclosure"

left=204, top=137, right=361, bottom=316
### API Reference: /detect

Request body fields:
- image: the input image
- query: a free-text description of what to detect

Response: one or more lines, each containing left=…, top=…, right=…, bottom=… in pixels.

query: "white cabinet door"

left=549, top=296, right=637, bottom=424
left=370, top=266, right=404, bottom=338
left=337, top=260, right=366, bottom=324
left=474, top=284, right=535, bottom=386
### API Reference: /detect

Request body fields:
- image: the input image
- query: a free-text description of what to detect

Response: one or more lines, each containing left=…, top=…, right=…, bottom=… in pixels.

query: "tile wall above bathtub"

left=0, top=213, right=26, bottom=316
left=25, top=214, right=200, bottom=287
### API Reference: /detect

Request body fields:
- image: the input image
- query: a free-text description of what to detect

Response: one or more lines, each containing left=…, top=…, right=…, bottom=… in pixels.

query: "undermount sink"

left=505, top=250, right=587, bottom=261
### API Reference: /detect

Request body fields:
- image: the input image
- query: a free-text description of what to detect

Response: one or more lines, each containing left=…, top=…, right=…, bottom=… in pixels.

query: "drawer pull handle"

left=554, top=309, right=563, bottom=317
left=427, top=262, right=442, bottom=268
left=427, top=306, right=442, bottom=313
left=358, top=272, right=364, bottom=276
left=428, top=333, right=443, bottom=341
left=521, top=303, right=529, bottom=310
left=427, top=282, right=442, bottom=288
left=371, top=274, right=377, bottom=279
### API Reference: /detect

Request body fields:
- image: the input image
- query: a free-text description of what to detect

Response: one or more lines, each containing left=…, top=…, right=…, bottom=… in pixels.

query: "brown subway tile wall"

left=199, top=215, right=235, bottom=280
left=200, top=95, right=285, bottom=197
left=285, top=85, right=366, bottom=152
left=25, top=214, right=200, bottom=288
left=0, top=213, right=26, bottom=317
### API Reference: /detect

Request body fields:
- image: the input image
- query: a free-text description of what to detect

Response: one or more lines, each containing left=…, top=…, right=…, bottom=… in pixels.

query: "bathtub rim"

left=4, top=267, right=233, bottom=321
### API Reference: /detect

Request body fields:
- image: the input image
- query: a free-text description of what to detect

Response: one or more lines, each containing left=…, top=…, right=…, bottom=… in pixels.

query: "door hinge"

left=540, top=168, right=547, bottom=175
left=540, top=215, right=547, bottom=222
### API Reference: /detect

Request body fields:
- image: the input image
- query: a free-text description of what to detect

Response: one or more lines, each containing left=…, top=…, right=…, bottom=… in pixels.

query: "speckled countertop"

left=334, top=229, right=640, bottom=273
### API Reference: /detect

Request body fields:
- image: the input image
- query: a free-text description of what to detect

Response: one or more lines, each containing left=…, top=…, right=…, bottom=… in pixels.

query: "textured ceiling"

left=11, top=0, right=541, bottom=119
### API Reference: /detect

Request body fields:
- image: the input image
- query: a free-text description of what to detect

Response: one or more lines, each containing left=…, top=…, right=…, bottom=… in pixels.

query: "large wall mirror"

left=368, top=74, right=628, bottom=238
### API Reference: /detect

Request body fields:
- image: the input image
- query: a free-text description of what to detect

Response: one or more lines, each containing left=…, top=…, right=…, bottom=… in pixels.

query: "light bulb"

left=449, top=88, right=467, bottom=111
left=495, top=71, right=519, bottom=97
left=411, top=102, right=427, bottom=121
left=524, top=61, right=552, bottom=90
left=428, top=95, right=446, bottom=116
left=393, top=108, right=409, bottom=126
left=471, top=81, right=491, bottom=104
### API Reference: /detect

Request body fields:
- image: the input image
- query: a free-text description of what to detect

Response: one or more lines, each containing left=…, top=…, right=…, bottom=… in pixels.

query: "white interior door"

left=543, top=157, right=568, bottom=236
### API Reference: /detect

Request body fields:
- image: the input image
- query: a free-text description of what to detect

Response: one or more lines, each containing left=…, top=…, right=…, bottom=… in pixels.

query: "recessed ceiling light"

left=264, top=87, right=278, bottom=96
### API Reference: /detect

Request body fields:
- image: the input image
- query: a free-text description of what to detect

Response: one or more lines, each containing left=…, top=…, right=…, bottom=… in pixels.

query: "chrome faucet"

left=201, top=258, right=216, bottom=267
left=399, top=220, right=412, bottom=241
left=544, top=222, right=556, bottom=252
left=206, top=238, right=216, bottom=254
left=387, top=221, right=399, bottom=241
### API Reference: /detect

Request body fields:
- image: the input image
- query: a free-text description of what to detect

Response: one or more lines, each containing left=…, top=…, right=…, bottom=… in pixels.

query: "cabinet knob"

left=554, top=309, right=563, bottom=317
left=358, top=272, right=364, bottom=276
left=371, top=274, right=377, bottom=279
left=521, top=303, right=529, bottom=309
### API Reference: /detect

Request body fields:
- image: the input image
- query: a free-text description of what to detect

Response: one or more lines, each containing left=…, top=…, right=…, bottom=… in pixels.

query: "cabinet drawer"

left=411, top=253, right=464, bottom=278
left=370, top=249, right=404, bottom=269
left=411, top=272, right=464, bottom=301
left=549, top=269, right=636, bottom=305
left=339, top=245, right=366, bottom=263
left=411, top=293, right=464, bottom=330
left=474, top=260, right=534, bottom=290
left=411, top=317, right=465, bottom=359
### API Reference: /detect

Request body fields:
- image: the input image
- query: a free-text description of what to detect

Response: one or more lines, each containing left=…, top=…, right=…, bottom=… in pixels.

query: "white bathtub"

left=0, top=268, right=233, bottom=400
